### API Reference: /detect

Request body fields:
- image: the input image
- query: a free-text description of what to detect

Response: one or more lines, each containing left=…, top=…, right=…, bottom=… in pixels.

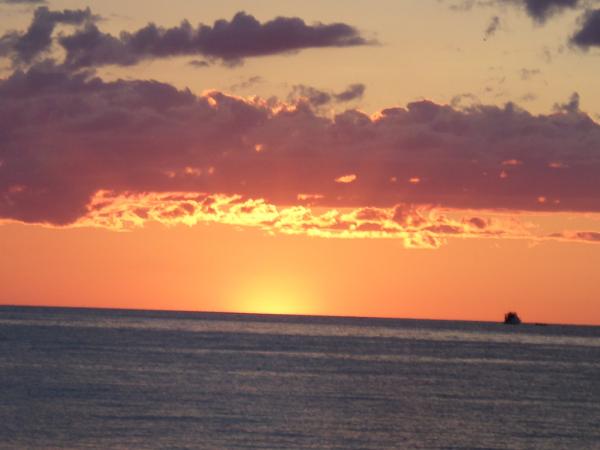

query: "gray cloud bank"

left=0, top=8, right=373, bottom=68
left=1, top=63, right=600, bottom=226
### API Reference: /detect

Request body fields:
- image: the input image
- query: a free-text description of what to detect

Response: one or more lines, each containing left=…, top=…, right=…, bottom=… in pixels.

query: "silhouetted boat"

left=504, top=311, right=521, bottom=325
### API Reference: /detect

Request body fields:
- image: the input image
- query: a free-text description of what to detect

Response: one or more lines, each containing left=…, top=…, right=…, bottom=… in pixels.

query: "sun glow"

left=230, top=275, right=318, bottom=316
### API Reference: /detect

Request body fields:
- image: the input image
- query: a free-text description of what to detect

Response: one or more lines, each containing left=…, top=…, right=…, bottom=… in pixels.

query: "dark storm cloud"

left=55, top=11, right=372, bottom=69
left=1, top=64, right=600, bottom=226
left=571, top=9, right=600, bottom=47
left=0, top=7, right=95, bottom=65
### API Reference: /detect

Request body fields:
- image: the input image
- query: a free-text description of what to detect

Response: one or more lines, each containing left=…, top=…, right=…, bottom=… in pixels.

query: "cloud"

left=188, top=59, right=210, bottom=68
left=47, top=10, right=372, bottom=69
left=571, top=9, right=600, bottom=47
left=446, top=1, right=494, bottom=13
left=289, top=84, right=332, bottom=107
left=518, top=0, right=580, bottom=22
left=445, top=0, right=581, bottom=22
left=289, top=83, right=366, bottom=107
left=519, top=68, right=541, bottom=80
left=484, top=16, right=501, bottom=40
left=1, top=64, right=600, bottom=230
left=335, top=174, right=358, bottom=184
left=0, top=0, right=45, bottom=3
left=575, top=231, right=600, bottom=242
left=76, top=191, right=522, bottom=249
left=229, top=76, right=263, bottom=91
left=333, top=83, right=365, bottom=102
left=450, top=93, right=481, bottom=109
left=548, top=230, right=600, bottom=243
left=553, top=91, right=580, bottom=113
left=572, top=231, right=600, bottom=241
left=0, top=7, right=96, bottom=65
left=72, top=190, right=600, bottom=248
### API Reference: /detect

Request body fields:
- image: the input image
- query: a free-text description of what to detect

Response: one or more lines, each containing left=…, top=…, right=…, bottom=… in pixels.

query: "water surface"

left=1, top=306, right=599, bottom=449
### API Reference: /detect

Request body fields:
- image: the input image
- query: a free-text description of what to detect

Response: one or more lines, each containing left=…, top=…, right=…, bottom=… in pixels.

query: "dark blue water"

left=1, top=306, right=599, bottom=449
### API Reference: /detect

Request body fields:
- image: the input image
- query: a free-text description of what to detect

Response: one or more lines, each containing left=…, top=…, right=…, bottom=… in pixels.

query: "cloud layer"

left=0, top=8, right=372, bottom=68
left=1, top=63, right=600, bottom=229
left=73, top=190, right=599, bottom=248
left=79, top=191, right=524, bottom=249
left=1, top=8, right=599, bottom=247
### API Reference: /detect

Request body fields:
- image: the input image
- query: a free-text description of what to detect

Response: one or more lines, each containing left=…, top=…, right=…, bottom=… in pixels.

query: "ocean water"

left=1, top=307, right=599, bottom=449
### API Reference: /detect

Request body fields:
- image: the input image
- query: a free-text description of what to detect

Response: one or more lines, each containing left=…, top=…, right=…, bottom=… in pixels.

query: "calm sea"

left=1, top=306, right=599, bottom=449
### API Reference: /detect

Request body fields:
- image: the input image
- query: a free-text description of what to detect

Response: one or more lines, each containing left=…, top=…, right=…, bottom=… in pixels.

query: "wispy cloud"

left=289, top=83, right=366, bottom=107
left=484, top=16, right=501, bottom=40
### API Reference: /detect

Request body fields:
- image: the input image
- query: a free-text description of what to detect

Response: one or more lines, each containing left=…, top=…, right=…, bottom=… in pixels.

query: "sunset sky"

left=1, top=0, right=600, bottom=324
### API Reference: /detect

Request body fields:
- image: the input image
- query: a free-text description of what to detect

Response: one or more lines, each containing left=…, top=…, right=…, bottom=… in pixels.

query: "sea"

left=1, top=306, right=599, bottom=449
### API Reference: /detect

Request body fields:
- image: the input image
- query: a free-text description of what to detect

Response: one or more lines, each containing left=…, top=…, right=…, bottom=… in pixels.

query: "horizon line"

left=1, top=303, right=598, bottom=327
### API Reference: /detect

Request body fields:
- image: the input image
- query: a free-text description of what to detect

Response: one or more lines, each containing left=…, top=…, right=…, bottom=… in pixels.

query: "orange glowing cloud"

left=501, top=159, right=523, bottom=166
left=67, top=190, right=600, bottom=249
left=335, top=174, right=357, bottom=184
left=548, top=161, right=567, bottom=169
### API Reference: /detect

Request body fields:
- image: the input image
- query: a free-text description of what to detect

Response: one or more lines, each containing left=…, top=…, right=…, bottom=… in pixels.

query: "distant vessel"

left=504, top=312, right=521, bottom=325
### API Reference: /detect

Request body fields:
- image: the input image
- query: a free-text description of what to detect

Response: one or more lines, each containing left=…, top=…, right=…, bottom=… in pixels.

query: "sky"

left=1, top=0, right=600, bottom=324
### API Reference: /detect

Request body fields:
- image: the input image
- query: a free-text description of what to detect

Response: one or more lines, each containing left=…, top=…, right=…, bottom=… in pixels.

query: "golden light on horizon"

left=229, top=273, right=319, bottom=316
